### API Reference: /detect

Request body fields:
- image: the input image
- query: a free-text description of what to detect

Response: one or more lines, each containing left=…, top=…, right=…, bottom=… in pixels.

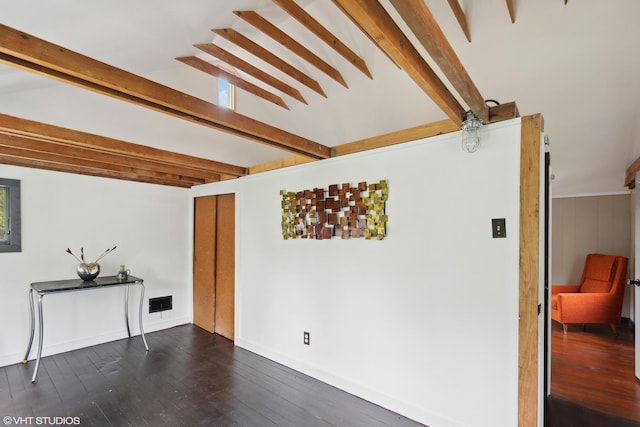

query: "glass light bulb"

left=461, top=113, right=482, bottom=153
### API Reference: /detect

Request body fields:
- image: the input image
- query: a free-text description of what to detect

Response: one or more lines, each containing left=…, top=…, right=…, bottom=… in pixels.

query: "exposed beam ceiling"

left=233, top=9, right=348, bottom=88
left=273, top=0, right=372, bottom=79
left=0, top=134, right=210, bottom=187
left=506, top=0, right=516, bottom=23
left=176, top=55, right=290, bottom=110
left=332, top=0, right=466, bottom=125
left=195, top=42, right=308, bottom=105
left=0, top=1, right=632, bottom=195
left=0, top=113, right=246, bottom=187
left=0, top=1, right=523, bottom=187
left=233, top=10, right=347, bottom=87
left=0, top=23, right=330, bottom=160
left=212, top=27, right=327, bottom=97
left=389, top=0, right=489, bottom=122
left=446, top=0, right=472, bottom=42
left=329, top=1, right=402, bottom=69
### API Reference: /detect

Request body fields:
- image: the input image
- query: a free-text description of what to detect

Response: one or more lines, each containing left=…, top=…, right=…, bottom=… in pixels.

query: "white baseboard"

left=235, top=337, right=466, bottom=427
left=0, top=316, right=189, bottom=368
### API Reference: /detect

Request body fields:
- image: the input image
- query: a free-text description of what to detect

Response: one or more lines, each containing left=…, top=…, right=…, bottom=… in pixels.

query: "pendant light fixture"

left=461, top=110, right=482, bottom=153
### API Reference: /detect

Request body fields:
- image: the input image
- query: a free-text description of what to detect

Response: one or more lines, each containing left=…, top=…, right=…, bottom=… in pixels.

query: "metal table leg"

left=22, top=288, right=35, bottom=364
left=31, top=293, right=44, bottom=382
left=138, top=283, right=149, bottom=351
left=125, top=283, right=131, bottom=338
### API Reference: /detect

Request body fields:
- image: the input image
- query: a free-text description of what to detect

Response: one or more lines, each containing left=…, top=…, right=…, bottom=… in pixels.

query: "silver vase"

left=77, top=262, right=100, bottom=281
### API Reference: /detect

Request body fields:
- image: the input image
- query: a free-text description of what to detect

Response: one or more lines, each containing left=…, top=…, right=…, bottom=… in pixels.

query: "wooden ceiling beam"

left=0, top=134, right=204, bottom=188
left=248, top=155, right=315, bottom=175
left=333, top=0, right=465, bottom=125
left=625, top=156, right=640, bottom=189
left=389, top=0, right=489, bottom=123
left=248, top=120, right=459, bottom=174
left=506, top=0, right=516, bottom=23
left=273, top=0, right=372, bottom=79
left=0, top=23, right=330, bottom=159
left=488, top=101, right=519, bottom=123
left=176, top=56, right=289, bottom=110
left=195, top=43, right=307, bottom=105
left=233, top=10, right=348, bottom=88
left=446, top=0, right=472, bottom=42
left=0, top=113, right=245, bottom=177
left=212, top=28, right=326, bottom=97
left=334, top=119, right=459, bottom=157
left=329, top=1, right=402, bottom=69
left=0, top=133, right=215, bottom=184
left=0, top=151, right=177, bottom=186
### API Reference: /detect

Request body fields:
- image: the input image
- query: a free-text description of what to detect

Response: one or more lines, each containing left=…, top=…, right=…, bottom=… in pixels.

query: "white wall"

left=0, top=164, right=192, bottom=367
left=193, top=119, right=523, bottom=427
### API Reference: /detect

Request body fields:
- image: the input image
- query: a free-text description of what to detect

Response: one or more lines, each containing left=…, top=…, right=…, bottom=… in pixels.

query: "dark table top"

left=31, top=275, right=143, bottom=294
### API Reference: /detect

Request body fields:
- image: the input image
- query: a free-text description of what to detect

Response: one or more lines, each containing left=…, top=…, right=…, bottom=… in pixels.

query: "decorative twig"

left=66, top=248, right=82, bottom=263
left=67, top=245, right=117, bottom=264
left=95, top=245, right=117, bottom=263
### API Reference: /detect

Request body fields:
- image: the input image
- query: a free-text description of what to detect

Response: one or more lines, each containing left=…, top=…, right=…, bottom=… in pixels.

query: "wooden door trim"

left=519, top=114, right=544, bottom=426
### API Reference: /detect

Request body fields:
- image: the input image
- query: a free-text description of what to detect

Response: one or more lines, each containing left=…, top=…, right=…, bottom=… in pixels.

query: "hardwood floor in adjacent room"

left=0, top=325, right=423, bottom=427
left=547, top=321, right=640, bottom=427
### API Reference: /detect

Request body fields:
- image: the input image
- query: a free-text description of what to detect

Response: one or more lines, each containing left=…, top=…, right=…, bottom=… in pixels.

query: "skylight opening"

left=218, top=78, right=236, bottom=111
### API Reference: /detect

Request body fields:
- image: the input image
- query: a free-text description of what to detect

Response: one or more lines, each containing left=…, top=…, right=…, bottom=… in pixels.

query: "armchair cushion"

left=580, top=278, right=612, bottom=293
left=579, top=254, right=616, bottom=293
left=554, top=292, right=619, bottom=324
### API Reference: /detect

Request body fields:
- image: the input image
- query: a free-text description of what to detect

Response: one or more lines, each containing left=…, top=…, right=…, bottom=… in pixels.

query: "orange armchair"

left=551, top=253, right=628, bottom=335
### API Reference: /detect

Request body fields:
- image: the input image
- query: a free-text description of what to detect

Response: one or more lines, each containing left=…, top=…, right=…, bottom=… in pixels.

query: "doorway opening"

left=546, top=181, right=639, bottom=423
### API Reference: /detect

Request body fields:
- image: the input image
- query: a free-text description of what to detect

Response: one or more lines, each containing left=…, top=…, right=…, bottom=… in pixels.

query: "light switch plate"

left=492, top=218, right=506, bottom=238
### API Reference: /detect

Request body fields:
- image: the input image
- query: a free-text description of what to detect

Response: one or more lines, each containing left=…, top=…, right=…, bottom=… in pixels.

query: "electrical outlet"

left=303, top=331, right=310, bottom=345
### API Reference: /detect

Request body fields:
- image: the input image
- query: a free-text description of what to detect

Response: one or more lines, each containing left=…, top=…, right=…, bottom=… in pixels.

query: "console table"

left=22, top=275, right=149, bottom=382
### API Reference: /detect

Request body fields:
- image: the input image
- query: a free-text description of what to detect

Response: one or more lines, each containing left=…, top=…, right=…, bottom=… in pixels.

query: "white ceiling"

left=0, top=0, right=639, bottom=197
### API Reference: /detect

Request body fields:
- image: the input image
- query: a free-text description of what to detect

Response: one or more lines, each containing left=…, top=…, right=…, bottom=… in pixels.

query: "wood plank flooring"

left=547, top=321, right=640, bottom=427
left=0, top=325, right=424, bottom=426
left=10, top=320, right=637, bottom=426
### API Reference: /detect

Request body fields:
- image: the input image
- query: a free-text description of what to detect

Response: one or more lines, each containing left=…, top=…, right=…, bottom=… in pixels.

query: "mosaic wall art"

left=281, top=180, right=388, bottom=240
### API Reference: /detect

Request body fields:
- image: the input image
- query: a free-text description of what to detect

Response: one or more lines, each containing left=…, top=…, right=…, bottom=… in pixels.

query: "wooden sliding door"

left=193, top=195, right=216, bottom=332
left=193, top=194, right=235, bottom=340
left=214, top=194, right=235, bottom=340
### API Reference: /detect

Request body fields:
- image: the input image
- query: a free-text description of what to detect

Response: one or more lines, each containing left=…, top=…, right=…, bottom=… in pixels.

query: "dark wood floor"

left=9, top=321, right=638, bottom=426
left=0, top=325, right=424, bottom=426
left=547, top=321, right=640, bottom=427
